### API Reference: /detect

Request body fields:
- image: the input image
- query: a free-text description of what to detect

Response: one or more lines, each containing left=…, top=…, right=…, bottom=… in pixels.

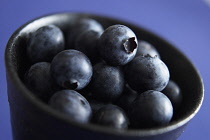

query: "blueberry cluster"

left=24, top=18, right=182, bottom=129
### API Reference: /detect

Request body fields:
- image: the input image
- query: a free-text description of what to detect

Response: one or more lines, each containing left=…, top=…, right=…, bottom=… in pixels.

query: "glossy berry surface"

left=129, top=90, right=173, bottom=128
left=75, top=30, right=102, bottom=64
left=89, top=62, right=124, bottom=102
left=124, top=55, right=170, bottom=93
left=162, top=80, right=182, bottom=110
left=27, top=25, right=65, bottom=63
left=49, top=90, right=92, bottom=123
left=99, top=25, right=138, bottom=66
left=67, top=18, right=104, bottom=49
left=136, top=40, right=160, bottom=58
left=24, top=62, right=59, bottom=102
left=50, top=50, right=93, bottom=90
left=92, top=104, right=129, bottom=129
left=115, top=84, right=138, bottom=113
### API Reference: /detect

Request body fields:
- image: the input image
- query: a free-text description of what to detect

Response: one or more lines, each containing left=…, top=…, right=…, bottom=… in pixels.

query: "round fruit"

left=67, top=18, right=104, bottom=49
left=75, top=30, right=102, bottom=64
left=162, top=80, right=182, bottom=110
left=129, top=90, right=173, bottom=128
left=99, top=25, right=138, bottom=66
left=92, top=104, right=129, bottom=129
left=50, top=50, right=93, bottom=90
left=27, top=25, right=65, bottom=63
left=24, top=62, right=59, bottom=102
left=88, top=99, right=111, bottom=114
left=124, top=55, right=170, bottom=93
left=49, top=90, right=92, bottom=123
left=136, top=40, right=160, bottom=58
left=115, top=84, right=138, bottom=113
left=89, top=62, right=124, bottom=102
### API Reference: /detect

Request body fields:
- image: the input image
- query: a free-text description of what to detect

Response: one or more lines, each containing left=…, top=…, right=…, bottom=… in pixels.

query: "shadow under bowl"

left=5, top=12, right=204, bottom=140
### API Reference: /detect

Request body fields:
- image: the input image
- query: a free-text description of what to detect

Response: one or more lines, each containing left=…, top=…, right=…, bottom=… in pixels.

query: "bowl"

left=5, top=12, right=204, bottom=140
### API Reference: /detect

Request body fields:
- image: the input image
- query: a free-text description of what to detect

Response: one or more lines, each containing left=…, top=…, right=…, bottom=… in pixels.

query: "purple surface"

left=0, top=0, right=210, bottom=139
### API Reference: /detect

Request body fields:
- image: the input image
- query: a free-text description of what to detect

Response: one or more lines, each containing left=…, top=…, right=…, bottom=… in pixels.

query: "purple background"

left=0, top=0, right=210, bottom=139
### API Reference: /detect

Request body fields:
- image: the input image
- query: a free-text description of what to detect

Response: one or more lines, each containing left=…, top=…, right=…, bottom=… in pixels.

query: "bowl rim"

left=4, top=12, right=204, bottom=137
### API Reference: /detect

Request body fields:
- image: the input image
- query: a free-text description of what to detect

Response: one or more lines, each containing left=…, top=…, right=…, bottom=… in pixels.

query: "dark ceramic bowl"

left=5, top=13, right=204, bottom=140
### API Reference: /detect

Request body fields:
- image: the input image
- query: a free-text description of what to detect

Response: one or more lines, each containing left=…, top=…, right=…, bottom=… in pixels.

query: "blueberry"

left=162, top=80, right=182, bottom=110
left=24, top=62, right=60, bottom=102
left=88, top=99, right=111, bottom=114
left=89, top=62, right=124, bottom=102
left=50, top=50, right=93, bottom=90
left=124, top=55, right=170, bottom=93
left=115, top=84, right=138, bottom=113
left=67, top=18, right=104, bottom=49
left=99, top=25, right=138, bottom=66
left=79, top=89, right=111, bottom=113
left=92, top=104, right=129, bottom=129
left=136, top=40, right=160, bottom=58
left=27, top=25, right=65, bottom=63
left=49, top=90, right=92, bottom=123
left=129, top=90, right=173, bottom=128
left=75, top=30, right=102, bottom=64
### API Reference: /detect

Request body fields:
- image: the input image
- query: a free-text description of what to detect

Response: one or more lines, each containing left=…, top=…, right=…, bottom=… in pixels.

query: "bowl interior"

left=5, top=13, right=204, bottom=136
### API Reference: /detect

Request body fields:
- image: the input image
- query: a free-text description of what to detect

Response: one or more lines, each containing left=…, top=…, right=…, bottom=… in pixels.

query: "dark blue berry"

left=89, top=62, right=124, bottom=102
left=49, top=90, right=92, bottom=123
left=115, top=84, right=138, bottom=113
left=75, top=30, right=102, bottom=64
left=125, top=55, right=170, bottom=93
left=99, top=25, right=138, bottom=66
left=136, top=41, right=160, bottom=58
left=129, top=90, right=173, bottom=128
left=67, top=18, right=104, bottom=49
left=50, top=50, right=93, bottom=90
left=88, top=99, right=111, bottom=114
left=92, top=104, right=129, bottom=129
left=162, top=80, right=182, bottom=110
left=24, top=62, right=60, bottom=102
left=27, top=25, right=65, bottom=63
